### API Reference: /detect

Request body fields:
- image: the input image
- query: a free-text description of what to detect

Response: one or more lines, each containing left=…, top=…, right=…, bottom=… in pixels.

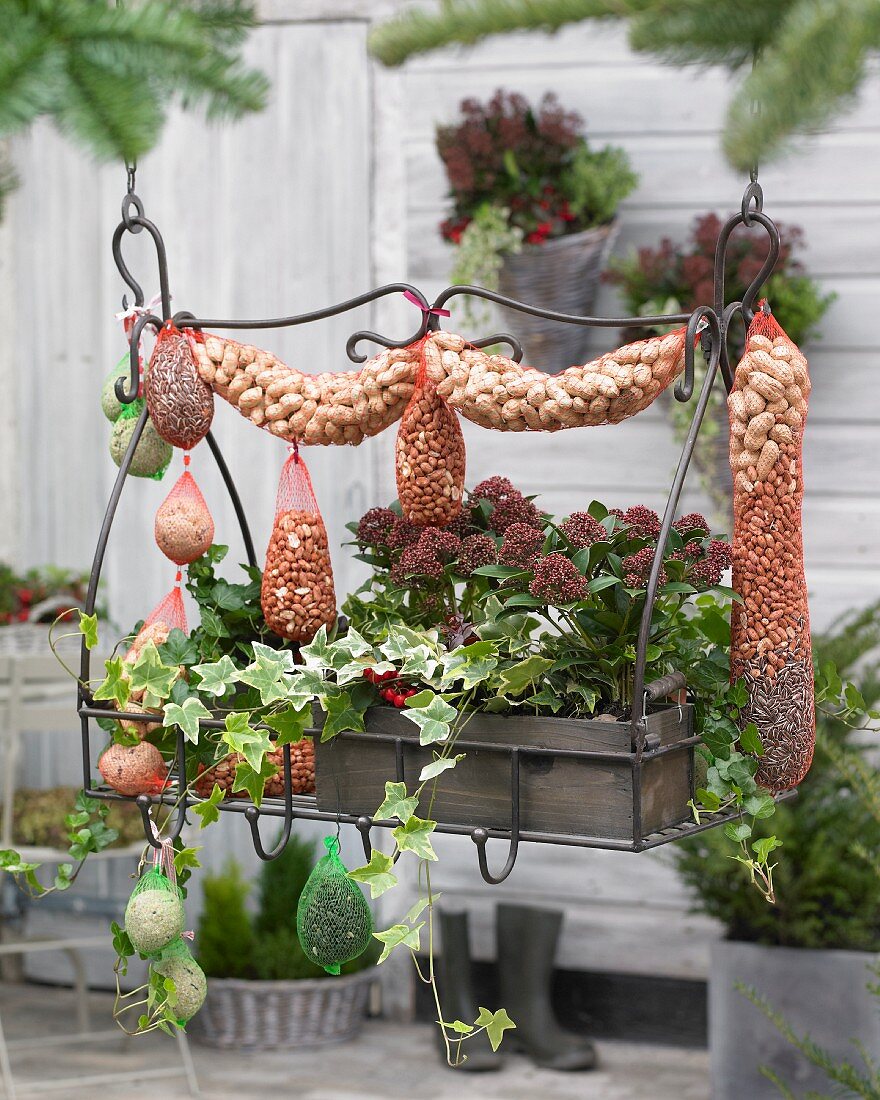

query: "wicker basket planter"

left=497, top=220, right=619, bottom=372
left=315, top=703, right=695, bottom=846
left=190, top=968, right=375, bottom=1050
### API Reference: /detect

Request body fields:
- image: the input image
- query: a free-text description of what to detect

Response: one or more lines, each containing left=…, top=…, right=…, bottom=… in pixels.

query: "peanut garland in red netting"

left=154, top=455, right=215, bottom=565
left=728, top=305, right=814, bottom=792
left=396, top=337, right=466, bottom=526
left=261, top=447, right=337, bottom=642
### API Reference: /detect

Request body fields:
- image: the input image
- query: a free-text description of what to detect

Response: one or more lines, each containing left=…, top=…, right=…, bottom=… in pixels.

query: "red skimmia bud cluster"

left=391, top=526, right=461, bottom=587
left=356, top=507, right=397, bottom=546
left=559, top=511, right=605, bottom=549
left=363, top=668, right=420, bottom=709
left=472, top=476, right=542, bottom=534
left=457, top=534, right=498, bottom=576
left=500, top=523, right=544, bottom=567
left=622, top=546, right=668, bottom=589
left=673, top=512, right=711, bottom=538
left=529, top=554, right=588, bottom=604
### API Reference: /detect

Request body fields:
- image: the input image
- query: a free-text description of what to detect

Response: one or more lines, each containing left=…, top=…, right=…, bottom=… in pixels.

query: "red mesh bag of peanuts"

left=261, top=446, right=336, bottom=643
left=154, top=455, right=215, bottom=565
left=124, top=580, right=188, bottom=665
left=395, top=336, right=466, bottom=526
left=728, top=302, right=813, bottom=792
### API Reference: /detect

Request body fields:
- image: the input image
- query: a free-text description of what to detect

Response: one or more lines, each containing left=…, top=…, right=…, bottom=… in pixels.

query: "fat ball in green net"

left=109, top=398, right=172, bottom=480
left=153, top=938, right=207, bottom=1024
left=101, top=354, right=130, bottom=422
left=296, top=836, right=373, bottom=975
left=125, top=866, right=185, bottom=956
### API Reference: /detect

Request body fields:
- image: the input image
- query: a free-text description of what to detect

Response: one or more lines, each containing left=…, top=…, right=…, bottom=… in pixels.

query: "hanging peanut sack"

left=261, top=449, right=336, bottom=642
left=155, top=458, right=215, bottom=565
left=109, top=398, right=173, bottom=480
left=145, top=324, right=214, bottom=450
left=395, top=338, right=466, bottom=526
left=124, top=580, right=189, bottom=665
left=296, top=836, right=373, bottom=975
left=194, top=742, right=316, bottom=800
left=728, top=304, right=813, bottom=793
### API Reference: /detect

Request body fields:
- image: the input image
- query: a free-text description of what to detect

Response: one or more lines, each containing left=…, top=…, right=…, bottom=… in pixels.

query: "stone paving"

left=0, top=983, right=709, bottom=1099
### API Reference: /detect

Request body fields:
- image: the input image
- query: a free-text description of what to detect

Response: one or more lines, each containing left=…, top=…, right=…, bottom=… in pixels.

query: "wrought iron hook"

left=470, top=750, right=520, bottom=884
left=134, top=730, right=189, bottom=849
left=355, top=815, right=403, bottom=864
left=677, top=306, right=721, bottom=403
left=245, top=745, right=294, bottom=860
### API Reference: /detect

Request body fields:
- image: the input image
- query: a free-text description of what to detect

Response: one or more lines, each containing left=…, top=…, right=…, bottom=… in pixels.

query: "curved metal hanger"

left=245, top=745, right=295, bottom=860
left=470, top=749, right=521, bottom=884
left=133, top=729, right=189, bottom=849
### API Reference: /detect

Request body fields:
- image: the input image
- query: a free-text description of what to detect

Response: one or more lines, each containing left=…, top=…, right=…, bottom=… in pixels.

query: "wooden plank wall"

left=387, top=21, right=880, bottom=988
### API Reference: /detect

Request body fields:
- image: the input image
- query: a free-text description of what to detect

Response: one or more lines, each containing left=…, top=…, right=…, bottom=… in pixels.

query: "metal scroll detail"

left=79, top=179, right=783, bottom=879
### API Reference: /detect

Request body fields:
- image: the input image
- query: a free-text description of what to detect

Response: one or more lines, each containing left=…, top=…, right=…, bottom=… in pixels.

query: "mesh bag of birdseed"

left=296, top=835, right=373, bottom=975
left=152, top=937, right=207, bottom=1024
left=154, top=456, right=214, bottom=565
left=124, top=864, right=185, bottom=957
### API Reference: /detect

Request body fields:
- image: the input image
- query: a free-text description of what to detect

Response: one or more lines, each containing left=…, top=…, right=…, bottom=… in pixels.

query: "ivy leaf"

left=238, top=643, right=294, bottom=705
left=222, top=712, right=272, bottom=772
left=373, top=921, right=423, bottom=964
left=475, top=1007, right=516, bottom=1051
left=78, top=611, right=99, bottom=650
left=199, top=606, right=230, bottom=639
left=402, top=693, right=456, bottom=746
left=111, top=920, right=134, bottom=959
left=231, top=755, right=278, bottom=806
left=400, top=645, right=439, bottom=681
left=322, top=688, right=369, bottom=741
left=446, top=1020, right=475, bottom=1034
left=162, top=697, right=211, bottom=743
left=752, top=835, right=783, bottom=862
left=299, top=626, right=335, bottom=670
left=211, top=580, right=245, bottom=611
left=173, top=846, right=202, bottom=875
left=157, top=629, right=200, bottom=667
left=127, top=642, right=179, bottom=709
left=329, top=627, right=373, bottom=661
left=744, top=792, right=777, bottom=820
left=392, top=815, right=438, bottom=862
left=494, top=655, right=554, bottom=698
left=440, top=641, right=498, bottom=689
left=404, top=894, right=439, bottom=923
left=347, top=851, right=398, bottom=898
left=192, top=782, right=225, bottom=828
left=724, top=821, right=752, bottom=844
left=419, top=755, right=463, bottom=782
left=739, top=722, right=764, bottom=757
left=375, top=781, right=418, bottom=824
left=192, top=655, right=238, bottom=697
left=695, top=788, right=722, bottom=812
left=264, top=704, right=311, bottom=746
left=93, top=656, right=131, bottom=709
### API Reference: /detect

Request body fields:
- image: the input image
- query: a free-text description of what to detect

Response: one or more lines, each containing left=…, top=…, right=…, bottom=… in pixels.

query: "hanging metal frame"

left=78, top=175, right=787, bottom=884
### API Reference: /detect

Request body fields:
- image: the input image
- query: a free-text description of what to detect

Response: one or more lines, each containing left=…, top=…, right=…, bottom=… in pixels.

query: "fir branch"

left=0, top=18, right=59, bottom=134
left=369, top=0, right=650, bottom=67
left=724, top=0, right=880, bottom=171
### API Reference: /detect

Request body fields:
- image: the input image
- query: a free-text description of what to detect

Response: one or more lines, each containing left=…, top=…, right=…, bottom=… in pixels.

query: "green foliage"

left=0, top=560, right=103, bottom=623
left=450, top=205, right=523, bottom=327
left=254, top=834, right=315, bottom=935
left=677, top=602, right=880, bottom=947
left=369, top=0, right=879, bottom=171
left=561, top=144, right=639, bottom=227
left=0, top=0, right=268, bottom=163
left=197, top=862, right=256, bottom=980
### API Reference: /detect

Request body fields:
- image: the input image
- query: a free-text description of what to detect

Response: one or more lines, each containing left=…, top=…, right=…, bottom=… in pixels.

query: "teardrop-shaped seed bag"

left=261, top=449, right=336, bottom=642
left=155, top=470, right=215, bottom=565
left=109, top=398, right=173, bottom=480
left=101, top=353, right=132, bottom=422
left=124, top=866, right=185, bottom=957
left=153, top=938, right=207, bottom=1024
left=296, top=836, right=373, bottom=975
left=145, top=323, right=214, bottom=450
left=728, top=304, right=813, bottom=792
left=124, top=584, right=189, bottom=664
left=396, top=338, right=465, bottom=526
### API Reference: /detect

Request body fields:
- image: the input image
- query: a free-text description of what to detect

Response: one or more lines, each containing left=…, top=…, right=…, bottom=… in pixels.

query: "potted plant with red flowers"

left=436, top=89, right=638, bottom=368
left=0, top=562, right=104, bottom=655
left=604, top=213, right=835, bottom=523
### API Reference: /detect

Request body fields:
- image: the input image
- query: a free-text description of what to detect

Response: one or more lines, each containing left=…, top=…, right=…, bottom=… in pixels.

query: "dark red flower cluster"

left=690, top=540, right=732, bottom=588
left=673, top=513, right=711, bottom=538
left=559, top=511, right=605, bottom=549
left=389, top=527, right=460, bottom=587
left=457, top=534, right=498, bottom=576
left=620, top=505, right=661, bottom=539
left=419, top=527, right=462, bottom=561
left=386, top=517, right=421, bottom=550
left=472, top=476, right=542, bottom=534
left=622, top=547, right=668, bottom=589
left=499, top=523, right=544, bottom=568
left=356, top=506, right=397, bottom=546
left=529, top=554, right=588, bottom=603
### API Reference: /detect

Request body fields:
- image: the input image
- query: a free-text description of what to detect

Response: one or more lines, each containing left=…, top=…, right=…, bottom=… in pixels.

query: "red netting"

left=155, top=459, right=215, bottom=565
left=124, top=580, right=189, bottom=663
left=144, top=322, right=214, bottom=450
left=274, top=445, right=319, bottom=517
left=261, top=449, right=336, bottom=642
left=395, top=338, right=466, bottom=526
left=728, top=302, right=814, bottom=792
left=98, top=741, right=169, bottom=797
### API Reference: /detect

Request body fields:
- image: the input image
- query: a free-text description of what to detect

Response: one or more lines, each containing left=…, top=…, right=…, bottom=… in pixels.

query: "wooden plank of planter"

left=314, top=705, right=694, bottom=844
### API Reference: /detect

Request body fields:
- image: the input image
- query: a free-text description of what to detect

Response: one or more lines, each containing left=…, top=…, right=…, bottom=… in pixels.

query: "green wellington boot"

left=435, top=909, right=503, bottom=1072
left=497, top=903, right=598, bottom=1071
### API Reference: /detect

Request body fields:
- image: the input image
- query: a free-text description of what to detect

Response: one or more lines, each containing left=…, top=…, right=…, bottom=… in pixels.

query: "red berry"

left=382, top=670, right=396, bottom=682
left=393, top=694, right=407, bottom=708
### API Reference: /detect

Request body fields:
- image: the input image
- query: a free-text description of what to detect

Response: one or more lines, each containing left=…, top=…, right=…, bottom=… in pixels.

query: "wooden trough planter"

left=314, top=703, right=695, bottom=850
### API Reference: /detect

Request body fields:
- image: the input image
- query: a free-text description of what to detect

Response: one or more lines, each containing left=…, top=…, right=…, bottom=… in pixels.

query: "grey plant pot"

left=709, top=940, right=880, bottom=1099
left=497, top=219, right=620, bottom=373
